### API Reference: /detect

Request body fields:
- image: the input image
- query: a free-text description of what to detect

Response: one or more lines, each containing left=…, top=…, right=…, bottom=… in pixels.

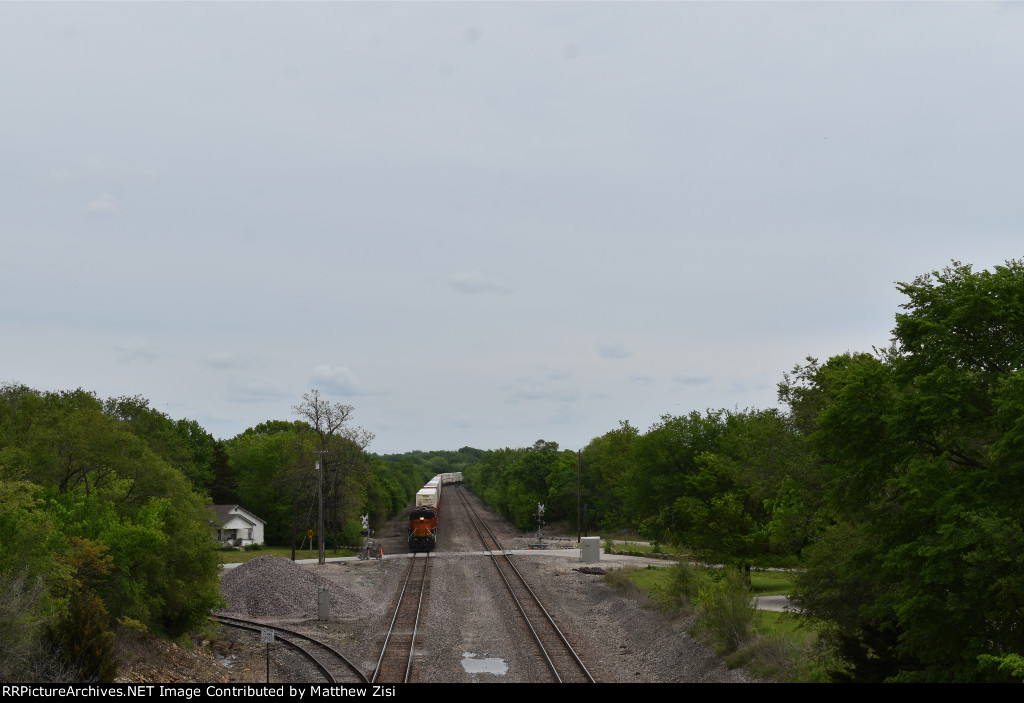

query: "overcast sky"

left=2, top=2, right=1022, bottom=454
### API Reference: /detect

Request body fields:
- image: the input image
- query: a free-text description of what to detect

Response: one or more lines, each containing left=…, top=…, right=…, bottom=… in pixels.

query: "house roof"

left=211, top=504, right=265, bottom=527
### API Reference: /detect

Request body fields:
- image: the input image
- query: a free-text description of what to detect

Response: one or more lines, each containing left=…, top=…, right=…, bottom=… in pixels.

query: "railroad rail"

left=454, top=485, right=596, bottom=683
left=209, top=614, right=368, bottom=684
left=371, top=552, right=432, bottom=684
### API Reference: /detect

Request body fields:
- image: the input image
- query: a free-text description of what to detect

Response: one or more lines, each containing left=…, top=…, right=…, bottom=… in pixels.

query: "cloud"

left=595, top=340, right=632, bottom=360
left=450, top=271, right=511, bottom=294
left=629, top=373, right=655, bottom=384
left=310, top=364, right=363, bottom=396
left=86, top=193, right=117, bottom=218
left=203, top=352, right=255, bottom=370
left=114, top=337, right=157, bottom=364
left=507, top=377, right=581, bottom=403
left=672, top=372, right=713, bottom=386
left=226, top=378, right=289, bottom=404
left=49, top=167, right=74, bottom=185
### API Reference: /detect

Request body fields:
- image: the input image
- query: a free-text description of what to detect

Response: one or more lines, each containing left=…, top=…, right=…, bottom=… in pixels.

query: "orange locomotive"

left=408, top=473, right=461, bottom=551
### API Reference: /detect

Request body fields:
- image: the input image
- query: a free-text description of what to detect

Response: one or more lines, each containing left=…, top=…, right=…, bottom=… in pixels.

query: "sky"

left=2, top=1, right=1023, bottom=454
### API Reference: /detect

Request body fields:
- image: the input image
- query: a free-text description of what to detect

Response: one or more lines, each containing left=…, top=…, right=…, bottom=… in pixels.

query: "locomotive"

left=408, top=472, right=462, bottom=551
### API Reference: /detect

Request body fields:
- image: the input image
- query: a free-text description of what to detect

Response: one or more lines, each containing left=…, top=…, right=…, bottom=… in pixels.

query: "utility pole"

left=577, top=449, right=582, bottom=544
left=313, top=450, right=329, bottom=565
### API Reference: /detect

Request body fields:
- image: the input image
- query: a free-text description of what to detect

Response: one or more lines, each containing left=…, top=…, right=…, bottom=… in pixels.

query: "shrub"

left=694, top=567, right=754, bottom=654
left=0, top=569, right=75, bottom=682
left=732, top=622, right=848, bottom=682
left=669, top=562, right=716, bottom=607
left=48, top=590, right=118, bottom=682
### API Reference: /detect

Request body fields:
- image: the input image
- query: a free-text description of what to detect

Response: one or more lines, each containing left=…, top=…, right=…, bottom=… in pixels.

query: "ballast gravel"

left=214, top=492, right=754, bottom=684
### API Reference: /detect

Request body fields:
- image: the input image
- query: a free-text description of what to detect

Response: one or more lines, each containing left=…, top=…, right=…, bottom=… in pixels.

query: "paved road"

left=752, top=595, right=796, bottom=612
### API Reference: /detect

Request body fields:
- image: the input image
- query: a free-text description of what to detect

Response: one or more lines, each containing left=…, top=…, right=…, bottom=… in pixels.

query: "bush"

left=48, top=591, right=118, bottom=682
left=694, top=567, right=754, bottom=654
left=668, top=562, right=716, bottom=609
left=731, top=622, right=848, bottom=682
left=0, top=569, right=76, bottom=682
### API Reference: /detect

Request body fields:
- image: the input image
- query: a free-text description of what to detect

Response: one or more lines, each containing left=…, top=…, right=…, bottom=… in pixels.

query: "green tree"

left=628, top=411, right=729, bottom=544
left=580, top=421, right=639, bottom=531
left=103, top=395, right=216, bottom=491
left=227, top=422, right=313, bottom=546
left=0, top=384, right=223, bottom=642
left=792, top=260, right=1024, bottom=682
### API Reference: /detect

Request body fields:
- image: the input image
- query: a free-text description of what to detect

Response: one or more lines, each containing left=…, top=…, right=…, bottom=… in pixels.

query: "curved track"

left=454, top=485, right=595, bottom=683
left=371, top=553, right=432, bottom=684
left=210, top=614, right=368, bottom=684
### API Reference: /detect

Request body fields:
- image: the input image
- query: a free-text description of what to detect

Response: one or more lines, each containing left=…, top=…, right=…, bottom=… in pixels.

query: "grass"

left=216, top=546, right=357, bottom=564
left=602, top=539, right=687, bottom=557
left=754, top=610, right=804, bottom=638
left=606, top=562, right=841, bottom=682
left=750, top=570, right=796, bottom=596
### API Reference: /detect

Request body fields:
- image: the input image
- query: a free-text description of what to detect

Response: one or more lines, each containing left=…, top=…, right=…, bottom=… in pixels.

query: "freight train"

left=408, top=472, right=462, bottom=551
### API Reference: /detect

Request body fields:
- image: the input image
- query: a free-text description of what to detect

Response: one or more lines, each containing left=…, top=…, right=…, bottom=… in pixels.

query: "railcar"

left=407, top=473, right=461, bottom=551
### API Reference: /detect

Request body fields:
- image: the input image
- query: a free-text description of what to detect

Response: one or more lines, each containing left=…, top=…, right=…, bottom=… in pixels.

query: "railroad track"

left=371, top=552, right=432, bottom=684
left=209, top=614, right=368, bottom=684
left=454, top=486, right=595, bottom=683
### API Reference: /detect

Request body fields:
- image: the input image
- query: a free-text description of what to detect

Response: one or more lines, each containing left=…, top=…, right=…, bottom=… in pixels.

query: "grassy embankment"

left=606, top=562, right=843, bottom=682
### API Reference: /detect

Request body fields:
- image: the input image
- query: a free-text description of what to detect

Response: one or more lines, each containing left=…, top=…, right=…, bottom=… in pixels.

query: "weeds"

left=603, top=566, right=656, bottom=610
left=670, top=561, right=716, bottom=609
left=739, top=623, right=848, bottom=682
left=693, top=567, right=754, bottom=654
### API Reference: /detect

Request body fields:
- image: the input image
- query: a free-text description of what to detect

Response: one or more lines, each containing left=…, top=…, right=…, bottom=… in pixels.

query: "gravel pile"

left=219, top=555, right=356, bottom=619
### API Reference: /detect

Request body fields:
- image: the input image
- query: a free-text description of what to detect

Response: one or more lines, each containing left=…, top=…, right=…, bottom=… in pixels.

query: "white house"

left=211, top=505, right=266, bottom=548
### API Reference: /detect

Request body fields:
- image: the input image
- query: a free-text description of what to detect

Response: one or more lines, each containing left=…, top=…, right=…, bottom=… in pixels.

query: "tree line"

left=462, top=260, right=1024, bottom=682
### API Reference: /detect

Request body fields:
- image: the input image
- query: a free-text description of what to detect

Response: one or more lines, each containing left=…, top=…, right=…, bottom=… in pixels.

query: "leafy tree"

left=580, top=421, right=639, bottom=531
left=0, top=383, right=224, bottom=680
left=207, top=440, right=237, bottom=504
left=628, top=411, right=729, bottom=544
left=103, top=395, right=216, bottom=491
left=792, top=260, right=1024, bottom=682
left=227, top=423, right=314, bottom=546
left=0, top=478, right=71, bottom=682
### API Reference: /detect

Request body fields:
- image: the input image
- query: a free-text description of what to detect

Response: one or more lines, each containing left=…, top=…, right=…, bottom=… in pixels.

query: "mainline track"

left=371, top=552, right=432, bottom=684
left=454, top=486, right=595, bottom=683
left=209, top=614, right=367, bottom=684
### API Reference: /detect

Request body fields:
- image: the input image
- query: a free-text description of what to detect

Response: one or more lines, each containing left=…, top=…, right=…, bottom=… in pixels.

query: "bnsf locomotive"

left=408, top=472, right=462, bottom=551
